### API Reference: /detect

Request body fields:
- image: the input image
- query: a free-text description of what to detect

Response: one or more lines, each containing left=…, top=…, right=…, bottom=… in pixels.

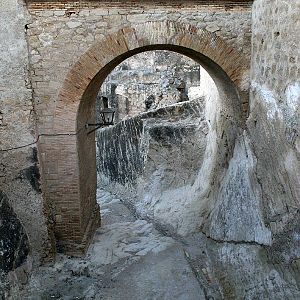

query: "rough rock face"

left=97, top=117, right=145, bottom=186
left=0, top=191, right=30, bottom=297
left=16, top=188, right=300, bottom=299
left=97, top=99, right=206, bottom=183
left=0, top=192, right=30, bottom=273
left=206, top=242, right=300, bottom=299
left=97, top=98, right=210, bottom=235
left=16, top=189, right=207, bottom=299
left=2, top=0, right=300, bottom=298
left=207, top=135, right=272, bottom=245
left=202, top=0, right=300, bottom=297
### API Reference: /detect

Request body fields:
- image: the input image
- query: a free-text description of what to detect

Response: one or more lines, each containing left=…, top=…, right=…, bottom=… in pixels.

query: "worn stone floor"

left=17, top=189, right=207, bottom=300
left=12, top=189, right=300, bottom=300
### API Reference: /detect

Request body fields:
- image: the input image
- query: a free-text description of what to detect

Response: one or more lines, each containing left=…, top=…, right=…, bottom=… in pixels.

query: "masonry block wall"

left=26, top=0, right=252, bottom=136
left=0, top=0, right=52, bottom=263
left=26, top=0, right=253, bottom=10
left=99, top=51, right=202, bottom=122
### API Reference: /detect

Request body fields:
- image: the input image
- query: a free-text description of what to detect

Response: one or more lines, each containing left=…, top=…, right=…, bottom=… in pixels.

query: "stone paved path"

left=19, top=189, right=206, bottom=300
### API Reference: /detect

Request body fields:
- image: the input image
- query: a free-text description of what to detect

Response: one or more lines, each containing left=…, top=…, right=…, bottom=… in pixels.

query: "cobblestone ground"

left=17, top=189, right=206, bottom=300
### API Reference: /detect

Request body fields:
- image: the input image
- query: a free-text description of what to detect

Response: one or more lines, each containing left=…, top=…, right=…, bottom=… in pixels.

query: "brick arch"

left=53, top=21, right=249, bottom=134
left=42, top=21, right=249, bottom=255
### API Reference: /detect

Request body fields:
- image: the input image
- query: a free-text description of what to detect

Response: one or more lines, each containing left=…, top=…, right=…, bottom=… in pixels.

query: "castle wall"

left=0, top=0, right=51, bottom=266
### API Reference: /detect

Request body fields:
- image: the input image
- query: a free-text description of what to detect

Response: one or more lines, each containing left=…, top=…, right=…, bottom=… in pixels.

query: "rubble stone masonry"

left=0, top=0, right=52, bottom=264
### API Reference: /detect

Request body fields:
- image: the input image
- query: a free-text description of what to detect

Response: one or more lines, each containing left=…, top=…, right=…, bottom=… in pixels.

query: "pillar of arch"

left=38, top=21, right=249, bottom=255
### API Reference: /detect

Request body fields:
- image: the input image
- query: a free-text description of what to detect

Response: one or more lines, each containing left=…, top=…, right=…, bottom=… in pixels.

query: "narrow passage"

left=21, top=189, right=206, bottom=299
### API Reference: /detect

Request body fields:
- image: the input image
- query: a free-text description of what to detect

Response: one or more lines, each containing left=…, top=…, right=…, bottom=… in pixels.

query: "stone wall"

left=26, top=1, right=254, bottom=11
left=0, top=0, right=51, bottom=270
left=99, top=50, right=201, bottom=121
left=26, top=2, right=252, bottom=136
left=248, top=0, right=300, bottom=257
left=0, top=1, right=252, bottom=256
left=197, top=1, right=300, bottom=298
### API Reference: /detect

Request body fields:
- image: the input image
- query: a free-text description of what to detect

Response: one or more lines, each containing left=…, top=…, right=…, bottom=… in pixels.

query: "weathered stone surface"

left=0, top=0, right=51, bottom=268
left=66, top=21, right=82, bottom=29
left=2, top=0, right=300, bottom=298
left=97, top=98, right=211, bottom=235
left=16, top=189, right=206, bottom=299
left=25, top=7, right=249, bottom=253
left=97, top=99, right=205, bottom=183
left=0, top=0, right=252, bottom=261
left=0, top=191, right=30, bottom=298
left=248, top=0, right=300, bottom=252
left=97, top=117, right=145, bottom=185
left=206, top=24, right=220, bottom=32
left=207, top=134, right=272, bottom=245
left=26, top=4, right=251, bottom=136
left=0, top=192, right=30, bottom=273
left=16, top=188, right=300, bottom=300
left=206, top=241, right=300, bottom=299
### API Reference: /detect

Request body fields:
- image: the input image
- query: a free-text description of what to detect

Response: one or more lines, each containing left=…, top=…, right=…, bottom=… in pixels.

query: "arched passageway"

left=95, top=50, right=220, bottom=237
left=38, top=21, right=249, bottom=254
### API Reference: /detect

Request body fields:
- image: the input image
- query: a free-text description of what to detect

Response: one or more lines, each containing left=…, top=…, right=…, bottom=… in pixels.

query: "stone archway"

left=39, top=21, right=249, bottom=255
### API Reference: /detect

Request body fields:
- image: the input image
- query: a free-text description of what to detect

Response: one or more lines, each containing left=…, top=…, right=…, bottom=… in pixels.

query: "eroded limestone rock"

left=97, top=98, right=210, bottom=236
left=207, top=134, right=272, bottom=245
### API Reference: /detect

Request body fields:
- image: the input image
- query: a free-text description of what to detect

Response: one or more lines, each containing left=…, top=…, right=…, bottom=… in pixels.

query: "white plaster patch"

left=284, top=149, right=300, bottom=201
left=206, top=24, right=220, bottom=33
left=188, top=86, right=202, bottom=100
left=115, top=84, right=127, bottom=97
left=39, top=32, right=53, bottom=47
left=208, top=134, right=272, bottom=245
left=285, top=82, right=300, bottom=112
left=251, top=81, right=282, bottom=120
left=66, top=21, right=82, bottom=29
left=293, top=232, right=300, bottom=241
